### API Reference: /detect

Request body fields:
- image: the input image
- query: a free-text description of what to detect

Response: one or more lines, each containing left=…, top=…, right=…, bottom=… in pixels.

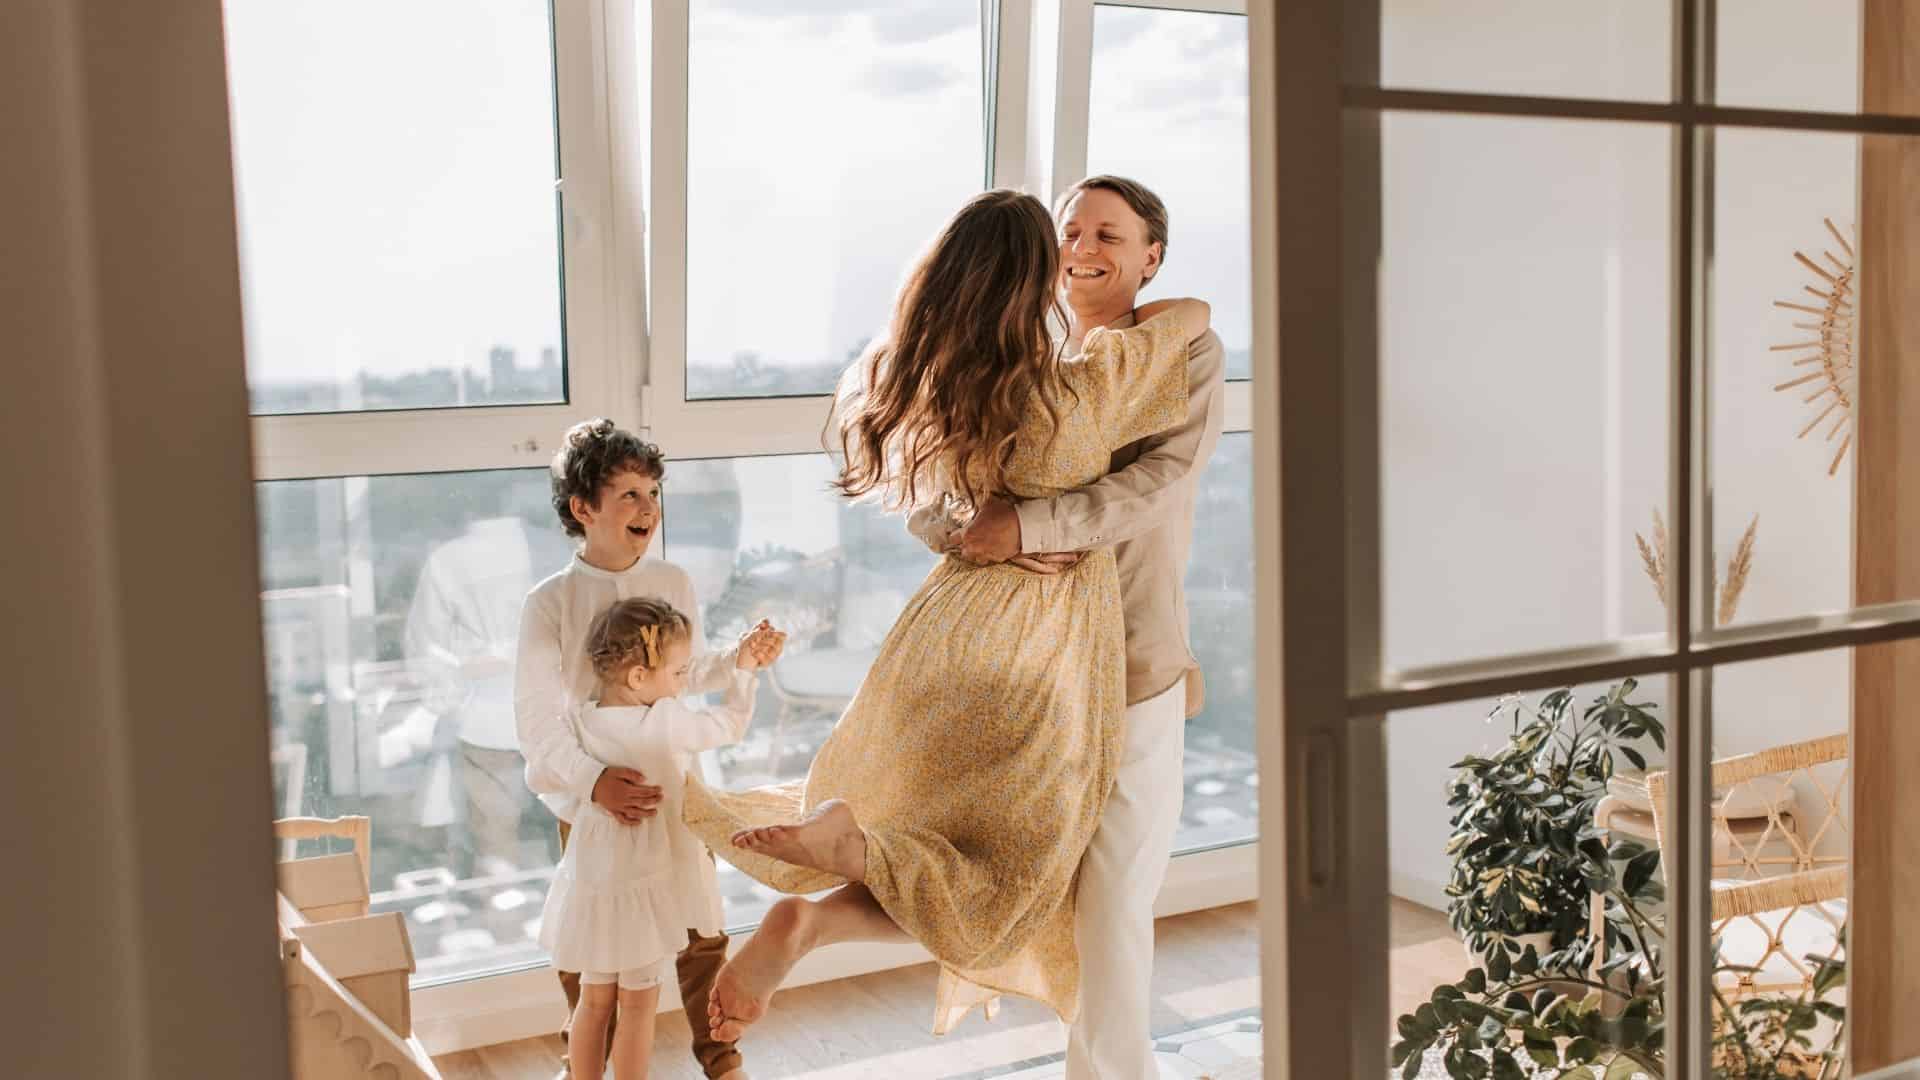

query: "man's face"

left=572, top=467, right=661, bottom=565
left=1057, top=187, right=1162, bottom=311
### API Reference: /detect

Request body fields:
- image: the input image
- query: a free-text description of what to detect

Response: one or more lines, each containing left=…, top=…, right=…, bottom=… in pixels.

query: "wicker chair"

left=1645, top=732, right=1850, bottom=1000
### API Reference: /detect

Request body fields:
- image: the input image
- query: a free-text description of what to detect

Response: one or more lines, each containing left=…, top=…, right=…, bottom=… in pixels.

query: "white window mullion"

left=553, top=0, right=620, bottom=425
left=589, top=0, right=651, bottom=431
left=252, top=404, right=592, bottom=481
left=643, top=0, right=692, bottom=446
left=1052, top=0, right=1096, bottom=199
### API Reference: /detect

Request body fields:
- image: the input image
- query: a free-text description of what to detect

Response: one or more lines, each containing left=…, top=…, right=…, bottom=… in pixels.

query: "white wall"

left=1377, top=2, right=1862, bottom=910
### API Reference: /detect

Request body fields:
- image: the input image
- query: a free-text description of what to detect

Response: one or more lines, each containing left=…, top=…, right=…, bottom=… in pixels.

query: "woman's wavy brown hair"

left=830, top=189, right=1069, bottom=511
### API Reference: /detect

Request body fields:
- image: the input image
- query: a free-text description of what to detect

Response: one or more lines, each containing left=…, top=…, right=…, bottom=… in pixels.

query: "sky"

left=223, top=1, right=1254, bottom=402
left=1086, top=7, right=1252, bottom=354
left=224, top=0, right=566, bottom=395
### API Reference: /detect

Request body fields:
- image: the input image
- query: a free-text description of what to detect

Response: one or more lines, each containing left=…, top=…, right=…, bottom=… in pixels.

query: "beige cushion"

left=1717, top=775, right=1796, bottom=820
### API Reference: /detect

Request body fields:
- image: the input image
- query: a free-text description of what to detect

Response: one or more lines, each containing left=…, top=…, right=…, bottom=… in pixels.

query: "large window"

left=240, top=0, right=1260, bottom=1004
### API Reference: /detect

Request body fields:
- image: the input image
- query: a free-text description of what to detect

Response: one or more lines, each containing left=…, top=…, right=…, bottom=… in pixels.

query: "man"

left=957, top=175, right=1226, bottom=1080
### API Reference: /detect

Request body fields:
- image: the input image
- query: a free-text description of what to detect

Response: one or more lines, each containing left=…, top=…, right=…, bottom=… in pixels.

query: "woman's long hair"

left=830, top=189, right=1069, bottom=512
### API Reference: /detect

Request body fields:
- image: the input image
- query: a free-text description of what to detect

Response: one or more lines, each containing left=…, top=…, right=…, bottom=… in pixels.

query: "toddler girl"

left=539, top=596, right=771, bottom=1079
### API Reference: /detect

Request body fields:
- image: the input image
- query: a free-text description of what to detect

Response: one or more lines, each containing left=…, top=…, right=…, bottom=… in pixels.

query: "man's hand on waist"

left=957, top=496, right=1021, bottom=564
left=591, top=766, right=662, bottom=824
left=1008, top=552, right=1085, bottom=575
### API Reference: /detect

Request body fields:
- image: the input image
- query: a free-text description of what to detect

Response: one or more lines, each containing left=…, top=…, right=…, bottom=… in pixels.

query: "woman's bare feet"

left=731, top=799, right=867, bottom=881
left=708, top=897, right=818, bottom=1042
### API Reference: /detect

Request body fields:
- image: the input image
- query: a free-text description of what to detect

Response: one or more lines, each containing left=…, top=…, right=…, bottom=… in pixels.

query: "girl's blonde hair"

left=829, top=189, right=1070, bottom=512
left=587, top=597, right=693, bottom=680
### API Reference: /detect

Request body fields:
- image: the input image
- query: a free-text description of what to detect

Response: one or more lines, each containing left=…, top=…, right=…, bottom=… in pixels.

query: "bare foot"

left=708, top=897, right=817, bottom=1042
left=730, top=799, right=867, bottom=881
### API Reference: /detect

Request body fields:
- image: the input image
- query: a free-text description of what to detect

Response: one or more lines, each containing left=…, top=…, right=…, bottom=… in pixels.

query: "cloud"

left=859, top=59, right=967, bottom=97
left=1092, top=11, right=1154, bottom=51
left=1121, top=70, right=1238, bottom=113
left=870, top=2, right=976, bottom=44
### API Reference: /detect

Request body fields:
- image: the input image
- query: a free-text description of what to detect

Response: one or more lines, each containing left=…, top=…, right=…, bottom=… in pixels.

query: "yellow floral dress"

left=684, top=313, right=1190, bottom=1033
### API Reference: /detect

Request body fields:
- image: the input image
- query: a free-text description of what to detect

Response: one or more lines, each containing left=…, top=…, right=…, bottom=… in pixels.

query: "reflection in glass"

left=225, top=0, right=566, bottom=416
left=1088, top=5, right=1252, bottom=379
left=258, top=469, right=572, bottom=982
left=685, top=1, right=984, bottom=399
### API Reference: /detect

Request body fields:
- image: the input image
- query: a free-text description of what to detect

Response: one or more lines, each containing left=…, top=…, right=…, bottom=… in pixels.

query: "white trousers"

left=1065, top=682, right=1187, bottom=1080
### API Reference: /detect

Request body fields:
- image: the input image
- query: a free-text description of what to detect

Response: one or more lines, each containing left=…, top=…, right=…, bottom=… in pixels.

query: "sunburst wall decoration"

left=1770, top=218, right=1856, bottom=477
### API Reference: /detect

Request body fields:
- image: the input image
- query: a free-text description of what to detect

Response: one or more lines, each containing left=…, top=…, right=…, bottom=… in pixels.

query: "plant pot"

left=1464, top=929, right=1556, bottom=970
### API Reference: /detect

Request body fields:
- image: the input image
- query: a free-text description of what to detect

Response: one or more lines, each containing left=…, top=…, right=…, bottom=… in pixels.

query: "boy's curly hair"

left=550, top=418, right=667, bottom=538
left=586, top=597, right=694, bottom=680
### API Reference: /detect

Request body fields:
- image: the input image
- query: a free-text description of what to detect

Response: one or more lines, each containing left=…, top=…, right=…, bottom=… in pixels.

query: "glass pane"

left=1387, top=678, right=1674, bottom=1079
left=668, top=442, right=1257, bottom=926
left=1714, top=1, right=1892, bottom=116
left=661, top=454, right=942, bottom=928
left=1372, top=113, right=1673, bottom=672
left=1698, top=648, right=1853, bottom=1078
left=1180, top=433, right=1259, bottom=850
left=258, top=469, right=574, bottom=982
left=1378, top=0, right=1671, bottom=103
left=1088, top=6, right=1253, bottom=380
left=685, top=2, right=984, bottom=399
left=1704, top=127, right=1920, bottom=631
left=224, top=1, right=567, bottom=416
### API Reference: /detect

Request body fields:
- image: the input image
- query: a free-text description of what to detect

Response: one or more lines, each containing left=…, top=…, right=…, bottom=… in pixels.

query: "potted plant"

left=1444, top=680, right=1666, bottom=970
left=1405, top=679, right=1847, bottom=1079
left=1392, top=904, right=1847, bottom=1079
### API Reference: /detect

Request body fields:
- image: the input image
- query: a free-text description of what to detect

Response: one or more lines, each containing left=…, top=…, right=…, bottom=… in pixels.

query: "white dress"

left=538, top=670, right=758, bottom=976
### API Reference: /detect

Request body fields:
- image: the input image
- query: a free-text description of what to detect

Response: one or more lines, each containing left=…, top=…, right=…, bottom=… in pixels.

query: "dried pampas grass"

left=1634, top=510, right=1758, bottom=627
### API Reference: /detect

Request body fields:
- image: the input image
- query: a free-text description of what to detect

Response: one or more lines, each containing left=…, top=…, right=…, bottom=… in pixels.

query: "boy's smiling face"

left=572, top=466, right=662, bottom=569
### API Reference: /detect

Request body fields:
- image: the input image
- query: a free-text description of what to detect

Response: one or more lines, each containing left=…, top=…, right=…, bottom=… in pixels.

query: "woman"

left=684, top=189, right=1209, bottom=1040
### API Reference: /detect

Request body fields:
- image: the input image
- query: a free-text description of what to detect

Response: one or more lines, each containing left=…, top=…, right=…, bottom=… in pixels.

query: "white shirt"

left=515, top=553, right=738, bottom=821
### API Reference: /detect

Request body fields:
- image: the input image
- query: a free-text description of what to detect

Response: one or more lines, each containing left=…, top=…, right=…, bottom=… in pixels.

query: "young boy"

left=517, top=417, right=784, bottom=1080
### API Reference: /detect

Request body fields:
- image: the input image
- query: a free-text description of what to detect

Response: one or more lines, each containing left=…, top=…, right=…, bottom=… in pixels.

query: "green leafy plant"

left=1391, top=939, right=1661, bottom=1079
left=1400, top=680, right=1848, bottom=1079
left=1389, top=939, right=1848, bottom=1079
left=1445, top=681, right=1667, bottom=964
left=1712, top=942, right=1847, bottom=1079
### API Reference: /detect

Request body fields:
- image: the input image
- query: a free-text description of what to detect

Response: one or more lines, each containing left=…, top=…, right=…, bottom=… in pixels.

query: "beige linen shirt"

left=909, top=315, right=1226, bottom=717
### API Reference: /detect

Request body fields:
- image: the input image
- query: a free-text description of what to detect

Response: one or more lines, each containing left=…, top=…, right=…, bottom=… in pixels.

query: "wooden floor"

left=435, top=900, right=1461, bottom=1080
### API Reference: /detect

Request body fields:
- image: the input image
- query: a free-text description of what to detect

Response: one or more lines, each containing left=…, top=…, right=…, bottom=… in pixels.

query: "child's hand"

left=735, top=619, right=788, bottom=671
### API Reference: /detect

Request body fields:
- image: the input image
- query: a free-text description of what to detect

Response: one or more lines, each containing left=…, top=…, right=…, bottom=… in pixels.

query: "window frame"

left=245, top=0, right=642, bottom=482
left=1253, top=1, right=1920, bottom=1076
left=640, top=0, right=1042, bottom=459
